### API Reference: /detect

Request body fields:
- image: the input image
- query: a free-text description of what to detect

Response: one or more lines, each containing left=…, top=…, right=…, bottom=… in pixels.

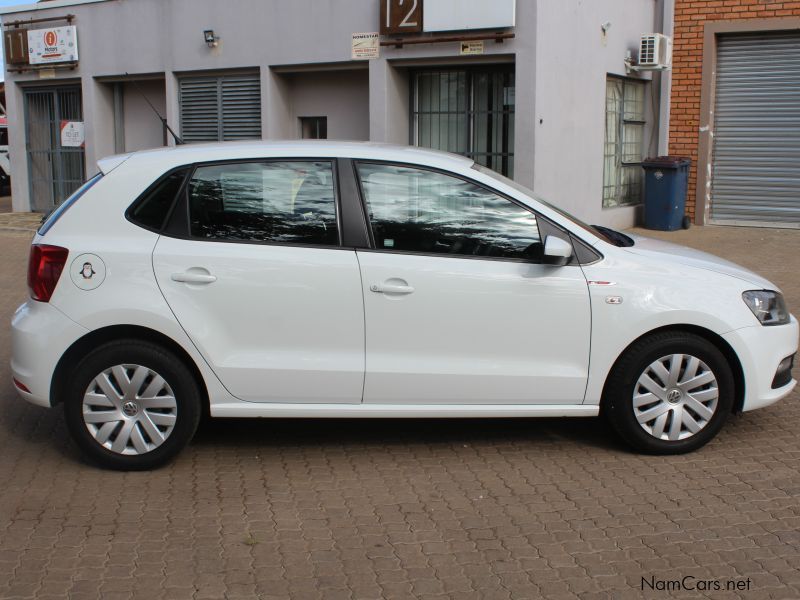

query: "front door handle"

left=370, top=280, right=414, bottom=295
left=171, top=270, right=217, bottom=284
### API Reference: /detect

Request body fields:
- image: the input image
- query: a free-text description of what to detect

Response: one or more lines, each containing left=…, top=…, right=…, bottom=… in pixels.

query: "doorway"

left=24, top=86, right=85, bottom=211
left=411, top=67, right=515, bottom=177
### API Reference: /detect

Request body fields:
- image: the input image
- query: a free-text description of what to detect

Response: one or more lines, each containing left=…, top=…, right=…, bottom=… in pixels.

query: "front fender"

left=581, top=254, right=757, bottom=404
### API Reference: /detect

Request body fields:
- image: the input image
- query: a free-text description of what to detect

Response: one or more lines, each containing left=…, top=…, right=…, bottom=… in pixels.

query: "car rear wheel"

left=604, top=331, right=735, bottom=454
left=63, top=340, right=201, bottom=470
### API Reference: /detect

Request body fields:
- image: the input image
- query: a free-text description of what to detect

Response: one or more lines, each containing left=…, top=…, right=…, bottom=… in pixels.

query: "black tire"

left=603, top=331, right=734, bottom=454
left=63, top=339, right=202, bottom=470
left=682, top=215, right=692, bottom=230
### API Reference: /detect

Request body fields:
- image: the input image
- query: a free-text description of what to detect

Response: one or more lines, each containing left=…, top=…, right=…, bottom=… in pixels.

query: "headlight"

left=742, top=290, right=790, bottom=326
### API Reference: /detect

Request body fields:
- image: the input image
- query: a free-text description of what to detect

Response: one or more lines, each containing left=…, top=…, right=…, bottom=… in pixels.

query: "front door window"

left=357, top=162, right=541, bottom=260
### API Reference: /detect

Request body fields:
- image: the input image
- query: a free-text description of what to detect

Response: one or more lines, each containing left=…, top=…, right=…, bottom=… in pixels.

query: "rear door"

left=152, top=159, right=365, bottom=403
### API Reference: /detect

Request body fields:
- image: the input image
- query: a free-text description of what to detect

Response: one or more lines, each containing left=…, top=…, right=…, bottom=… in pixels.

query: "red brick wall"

left=669, top=0, right=800, bottom=221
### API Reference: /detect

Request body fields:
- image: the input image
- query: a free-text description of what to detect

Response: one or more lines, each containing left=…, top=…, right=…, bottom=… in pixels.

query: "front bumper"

left=723, top=315, right=799, bottom=412
left=10, top=300, right=88, bottom=408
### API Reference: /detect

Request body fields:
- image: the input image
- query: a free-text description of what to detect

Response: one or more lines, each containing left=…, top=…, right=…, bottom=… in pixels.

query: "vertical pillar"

left=6, top=80, right=30, bottom=211
left=164, top=72, right=181, bottom=146
left=369, top=59, right=409, bottom=144
left=262, top=68, right=292, bottom=140
left=113, top=83, right=125, bottom=154
left=81, top=75, right=114, bottom=174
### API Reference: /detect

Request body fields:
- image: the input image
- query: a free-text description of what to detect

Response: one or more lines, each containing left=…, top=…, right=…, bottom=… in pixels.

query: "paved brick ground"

left=0, top=198, right=41, bottom=232
left=0, top=225, right=798, bottom=600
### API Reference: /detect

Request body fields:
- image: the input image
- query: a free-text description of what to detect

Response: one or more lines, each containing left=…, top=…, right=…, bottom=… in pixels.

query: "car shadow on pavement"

left=2, top=397, right=768, bottom=468
left=192, top=415, right=625, bottom=453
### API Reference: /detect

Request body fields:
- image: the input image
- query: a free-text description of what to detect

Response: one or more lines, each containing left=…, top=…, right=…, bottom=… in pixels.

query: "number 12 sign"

left=380, top=0, right=422, bottom=35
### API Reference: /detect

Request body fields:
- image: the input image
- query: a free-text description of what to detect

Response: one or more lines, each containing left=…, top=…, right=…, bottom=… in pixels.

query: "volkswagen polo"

left=11, top=142, right=798, bottom=470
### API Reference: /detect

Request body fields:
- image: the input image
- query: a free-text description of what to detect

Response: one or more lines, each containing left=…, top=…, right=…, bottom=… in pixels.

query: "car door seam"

left=354, top=250, right=368, bottom=404
left=150, top=235, right=236, bottom=399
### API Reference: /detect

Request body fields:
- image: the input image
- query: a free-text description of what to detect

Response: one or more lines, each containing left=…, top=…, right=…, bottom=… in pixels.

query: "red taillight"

left=27, top=244, right=69, bottom=302
left=13, top=378, right=31, bottom=393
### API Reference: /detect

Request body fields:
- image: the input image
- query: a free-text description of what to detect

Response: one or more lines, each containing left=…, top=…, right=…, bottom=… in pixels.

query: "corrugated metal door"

left=24, top=86, right=85, bottom=211
left=179, top=74, right=262, bottom=143
left=710, top=32, right=800, bottom=226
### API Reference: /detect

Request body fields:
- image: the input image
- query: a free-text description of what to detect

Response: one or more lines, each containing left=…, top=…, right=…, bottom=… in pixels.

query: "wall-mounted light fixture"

left=203, top=30, right=219, bottom=48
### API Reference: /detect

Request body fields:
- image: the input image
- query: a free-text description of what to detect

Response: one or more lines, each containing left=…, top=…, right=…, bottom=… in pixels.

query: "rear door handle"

left=171, top=271, right=217, bottom=284
left=370, top=281, right=414, bottom=295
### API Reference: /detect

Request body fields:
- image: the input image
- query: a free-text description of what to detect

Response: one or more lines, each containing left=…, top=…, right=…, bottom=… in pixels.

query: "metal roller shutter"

left=710, top=32, right=800, bottom=227
left=179, top=74, right=262, bottom=143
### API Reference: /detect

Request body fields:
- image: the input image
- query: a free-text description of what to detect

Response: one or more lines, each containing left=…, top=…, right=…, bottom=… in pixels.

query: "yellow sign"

left=460, top=41, right=484, bottom=55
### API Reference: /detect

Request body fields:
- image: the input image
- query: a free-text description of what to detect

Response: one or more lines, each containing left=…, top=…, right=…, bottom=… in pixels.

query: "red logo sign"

left=44, top=30, right=57, bottom=46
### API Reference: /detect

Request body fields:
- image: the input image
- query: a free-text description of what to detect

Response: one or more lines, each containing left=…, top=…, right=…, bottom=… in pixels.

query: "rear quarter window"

left=127, top=169, right=189, bottom=232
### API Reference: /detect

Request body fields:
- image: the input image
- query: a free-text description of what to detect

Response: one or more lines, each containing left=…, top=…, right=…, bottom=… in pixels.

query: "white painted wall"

left=123, top=80, right=167, bottom=152
left=1, top=0, right=667, bottom=228
left=532, top=0, right=663, bottom=228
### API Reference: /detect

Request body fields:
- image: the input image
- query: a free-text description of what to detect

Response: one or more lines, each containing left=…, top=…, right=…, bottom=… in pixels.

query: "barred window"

left=412, top=68, right=515, bottom=178
left=603, top=77, right=646, bottom=208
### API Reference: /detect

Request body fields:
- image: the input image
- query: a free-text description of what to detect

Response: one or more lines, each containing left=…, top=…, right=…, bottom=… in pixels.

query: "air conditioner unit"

left=638, top=33, right=672, bottom=69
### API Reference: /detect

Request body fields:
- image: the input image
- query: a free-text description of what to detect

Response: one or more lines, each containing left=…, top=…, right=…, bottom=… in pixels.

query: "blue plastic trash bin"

left=642, top=156, right=691, bottom=231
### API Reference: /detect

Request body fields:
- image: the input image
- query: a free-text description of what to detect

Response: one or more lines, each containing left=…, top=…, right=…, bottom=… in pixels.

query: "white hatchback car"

left=11, top=142, right=798, bottom=469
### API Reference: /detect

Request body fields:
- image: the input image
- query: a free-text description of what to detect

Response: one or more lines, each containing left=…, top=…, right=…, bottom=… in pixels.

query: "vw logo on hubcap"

left=122, top=401, right=139, bottom=417
left=666, top=389, right=682, bottom=404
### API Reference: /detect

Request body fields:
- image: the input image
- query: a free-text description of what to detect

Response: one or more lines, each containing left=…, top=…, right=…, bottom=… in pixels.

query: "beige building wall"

left=283, top=69, right=369, bottom=141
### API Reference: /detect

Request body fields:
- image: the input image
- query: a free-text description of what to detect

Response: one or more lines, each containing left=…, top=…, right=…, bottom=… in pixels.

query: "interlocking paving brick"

left=0, top=226, right=799, bottom=599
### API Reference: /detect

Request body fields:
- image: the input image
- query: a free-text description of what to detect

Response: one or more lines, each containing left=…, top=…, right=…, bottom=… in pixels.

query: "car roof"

left=98, top=140, right=474, bottom=175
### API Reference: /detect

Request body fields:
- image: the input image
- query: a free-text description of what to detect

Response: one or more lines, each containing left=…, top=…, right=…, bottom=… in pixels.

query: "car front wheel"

left=63, top=340, right=201, bottom=470
left=604, top=331, right=735, bottom=454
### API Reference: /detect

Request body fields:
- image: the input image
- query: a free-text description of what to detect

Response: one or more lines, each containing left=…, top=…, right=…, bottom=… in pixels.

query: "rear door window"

left=188, top=161, right=339, bottom=246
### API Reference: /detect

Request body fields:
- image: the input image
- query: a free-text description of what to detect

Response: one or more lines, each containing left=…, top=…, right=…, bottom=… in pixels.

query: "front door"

left=152, top=160, right=364, bottom=403
left=354, top=162, right=591, bottom=405
left=24, top=86, right=85, bottom=211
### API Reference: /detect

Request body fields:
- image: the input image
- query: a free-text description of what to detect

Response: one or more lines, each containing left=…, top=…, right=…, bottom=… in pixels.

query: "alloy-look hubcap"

left=82, top=364, right=178, bottom=455
left=633, top=354, right=719, bottom=441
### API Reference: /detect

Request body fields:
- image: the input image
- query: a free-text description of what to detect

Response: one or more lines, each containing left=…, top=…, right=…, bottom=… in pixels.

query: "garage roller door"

left=710, top=32, right=800, bottom=226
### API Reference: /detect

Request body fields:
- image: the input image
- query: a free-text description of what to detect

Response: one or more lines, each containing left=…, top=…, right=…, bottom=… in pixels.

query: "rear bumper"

left=723, top=316, right=799, bottom=412
left=10, top=300, right=88, bottom=408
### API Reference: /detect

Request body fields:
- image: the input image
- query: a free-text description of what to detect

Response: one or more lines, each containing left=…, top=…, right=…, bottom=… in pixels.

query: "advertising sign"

left=28, top=26, right=79, bottom=65
left=352, top=32, right=380, bottom=60
left=60, top=121, right=85, bottom=148
left=459, top=41, right=484, bottom=55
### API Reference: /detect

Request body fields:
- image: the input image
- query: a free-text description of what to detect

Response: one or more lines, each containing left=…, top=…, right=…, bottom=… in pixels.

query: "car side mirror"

left=543, top=236, right=573, bottom=266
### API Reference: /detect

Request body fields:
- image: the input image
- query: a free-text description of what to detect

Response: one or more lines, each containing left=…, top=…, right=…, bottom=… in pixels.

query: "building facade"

left=2, top=0, right=669, bottom=228
left=669, top=0, right=800, bottom=227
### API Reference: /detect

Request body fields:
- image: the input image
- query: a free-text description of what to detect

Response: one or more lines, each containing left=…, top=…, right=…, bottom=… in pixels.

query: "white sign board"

left=60, top=121, right=85, bottom=148
left=28, top=26, right=79, bottom=65
left=423, top=0, right=515, bottom=32
left=352, top=32, right=380, bottom=60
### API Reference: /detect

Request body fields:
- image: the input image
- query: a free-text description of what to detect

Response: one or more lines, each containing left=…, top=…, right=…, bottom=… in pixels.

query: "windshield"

left=470, top=164, right=633, bottom=247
